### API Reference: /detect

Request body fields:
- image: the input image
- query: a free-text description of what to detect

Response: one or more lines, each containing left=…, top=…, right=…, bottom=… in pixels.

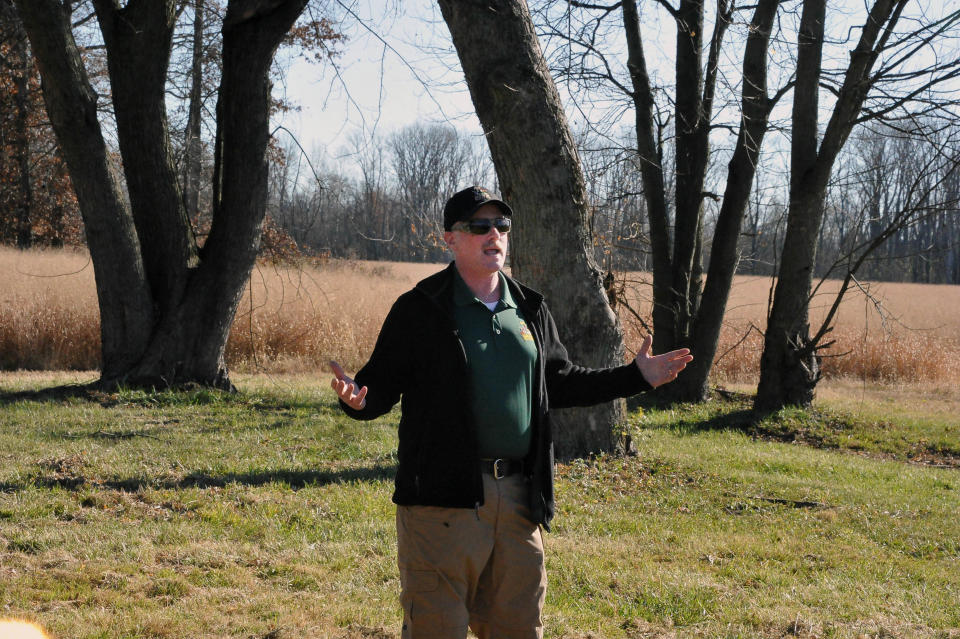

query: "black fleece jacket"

left=339, top=262, right=651, bottom=530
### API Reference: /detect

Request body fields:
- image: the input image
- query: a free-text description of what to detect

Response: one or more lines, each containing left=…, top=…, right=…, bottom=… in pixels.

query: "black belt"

left=480, top=458, right=524, bottom=479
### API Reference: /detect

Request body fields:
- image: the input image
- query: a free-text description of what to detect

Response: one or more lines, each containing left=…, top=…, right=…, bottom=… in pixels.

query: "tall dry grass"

left=225, top=259, right=434, bottom=373
left=0, top=248, right=100, bottom=370
left=2, top=246, right=958, bottom=386
left=616, top=273, right=960, bottom=384
left=0, top=247, right=436, bottom=374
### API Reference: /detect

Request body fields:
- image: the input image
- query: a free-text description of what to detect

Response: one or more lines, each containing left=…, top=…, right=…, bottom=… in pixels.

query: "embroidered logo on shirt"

left=518, top=320, right=535, bottom=341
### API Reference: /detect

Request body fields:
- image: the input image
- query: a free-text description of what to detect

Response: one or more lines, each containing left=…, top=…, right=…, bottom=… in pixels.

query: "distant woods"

left=5, top=113, right=960, bottom=287
left=0, top=0, right=82, bottom=249
left=0, top=3, right=956, bottom=287
left=268, top=123, right=496, bottom=264
left=4, top=76, right=959, bottom=287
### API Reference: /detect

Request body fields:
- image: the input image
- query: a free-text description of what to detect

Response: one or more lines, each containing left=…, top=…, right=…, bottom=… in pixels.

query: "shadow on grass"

left=0, top=380, right=334, bottom=413
left=627, top=393, right=960, bottom=468
left=664, top=407, right=758, bottom=436
left=0, top=462, right=397, bottom=494
left=0, top=381, right=104, bottom=405
left=627, top=392, right=759, bottom=436
left=169, top=463, right=397, bottom=490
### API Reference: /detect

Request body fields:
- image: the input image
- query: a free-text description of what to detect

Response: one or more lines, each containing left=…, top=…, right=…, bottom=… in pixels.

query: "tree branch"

left=567, top=1, right=622, bottom=13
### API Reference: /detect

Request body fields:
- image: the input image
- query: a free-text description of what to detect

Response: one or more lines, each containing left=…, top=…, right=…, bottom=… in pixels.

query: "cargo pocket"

left=400, top=568, right=444, bottom=637
left=405, top=568, right=439, bottom=593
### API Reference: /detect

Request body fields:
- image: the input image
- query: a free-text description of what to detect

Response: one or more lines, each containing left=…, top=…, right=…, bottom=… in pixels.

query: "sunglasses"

left=451, top=217, right=512, bottom=235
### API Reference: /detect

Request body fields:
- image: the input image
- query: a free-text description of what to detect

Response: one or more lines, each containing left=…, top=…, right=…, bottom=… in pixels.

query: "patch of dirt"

left=36, top=453, right=90, bottom=488
left=620, top=618, right=678, bottom=638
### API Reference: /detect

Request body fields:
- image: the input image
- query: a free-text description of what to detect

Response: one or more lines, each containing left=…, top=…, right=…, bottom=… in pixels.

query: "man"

left=329, top=186, right=692, bottom=639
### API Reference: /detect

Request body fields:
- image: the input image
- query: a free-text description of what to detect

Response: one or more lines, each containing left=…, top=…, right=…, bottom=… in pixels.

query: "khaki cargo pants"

left=396, top=473, right=547, bottom=639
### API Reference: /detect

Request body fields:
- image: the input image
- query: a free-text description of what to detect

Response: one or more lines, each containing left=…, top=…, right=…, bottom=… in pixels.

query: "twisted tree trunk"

left=438, top=0, right=629, bottom=459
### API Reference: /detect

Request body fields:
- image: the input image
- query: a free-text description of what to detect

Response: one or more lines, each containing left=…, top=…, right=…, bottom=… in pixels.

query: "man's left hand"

left=634, top=334, right=693, bottom=388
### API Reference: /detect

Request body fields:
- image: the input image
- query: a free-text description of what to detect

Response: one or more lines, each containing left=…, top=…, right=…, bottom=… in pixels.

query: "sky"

left=275, top=1, right=484, bottom=163
left=270, top=0, right=960, bottom=183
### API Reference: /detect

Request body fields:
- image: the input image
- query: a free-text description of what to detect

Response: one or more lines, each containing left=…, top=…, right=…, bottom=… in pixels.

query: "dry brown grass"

left=226, top=259, right=435, bottom=373
left=2, top=247, right=958, bottom=386
left=617, top=273, right=960, bottom=384
left=0, top=247, right=100, bottom=370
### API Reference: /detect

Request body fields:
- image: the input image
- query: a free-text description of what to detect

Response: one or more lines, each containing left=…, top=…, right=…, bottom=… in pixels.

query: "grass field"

left=2, top=247, right=958, bottom=637
left=0, top=372, right=958, bottom=639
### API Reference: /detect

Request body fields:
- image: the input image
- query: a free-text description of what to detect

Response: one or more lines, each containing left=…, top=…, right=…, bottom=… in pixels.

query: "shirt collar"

left=498, top=273, right=517, bottom=309
left=453, top=270, right=516, bottom=310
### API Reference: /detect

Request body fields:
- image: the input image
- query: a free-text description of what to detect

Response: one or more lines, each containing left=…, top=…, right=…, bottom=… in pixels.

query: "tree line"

left=266, top=119, right=960, bottom=287
left=5, top=79, right=959, bottom=290
left=4, top=3, right=957, bottom=286
left=5, top=5, right=957, bottom=287
left=578, top=123, right=960, bottom=287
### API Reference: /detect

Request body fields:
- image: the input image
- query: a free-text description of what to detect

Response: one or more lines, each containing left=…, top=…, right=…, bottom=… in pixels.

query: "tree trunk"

left=94, top=0, right=198, bottom=320
left=754, top=0, right=827, bottom=412
left=15, top=0, right=155, bottom=379
left=183, top=0, right=205, bottom=222
left=622, top=0, right=675, bottom=351
left=623, top=0, right=777, bottom=402
left=17, top=0, right=308, bottom=389
left=670, top=0, right=708, bottom=351
left=754, top=192, right=826, bottom=412
left=755, top=0, right=903, bottom=412
left=127, top=0, right=309, bottom=388
left=437, top=0, right=629, bottom=459
left=681, top=0, right=782, bottom=400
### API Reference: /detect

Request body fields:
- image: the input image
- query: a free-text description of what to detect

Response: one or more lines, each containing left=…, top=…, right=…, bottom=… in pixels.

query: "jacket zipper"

left=454, top=327, right=485, bottom=505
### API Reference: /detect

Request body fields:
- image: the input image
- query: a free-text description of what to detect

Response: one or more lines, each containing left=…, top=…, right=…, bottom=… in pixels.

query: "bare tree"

left=755, top=0, right=960, bottom=412
left=348, top=130, right=396, bottom=260
left=389, top=123, right=469, bottom=260
left=840, top=127, right=960, bottom=285
left=16, top=0, right=309, bottom=388
left=536, top=0, right=788, bottom=400
left=386, top=122, right=495, bottom=260
left=268, top=137, right=324, bottom=248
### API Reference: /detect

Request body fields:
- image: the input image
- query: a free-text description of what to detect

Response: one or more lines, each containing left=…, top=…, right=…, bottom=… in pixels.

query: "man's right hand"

left=329, top=360, right=368, bottom=410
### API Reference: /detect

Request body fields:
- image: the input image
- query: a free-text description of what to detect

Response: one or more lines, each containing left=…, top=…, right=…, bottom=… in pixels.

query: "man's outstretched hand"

left=329, top=360, right=368, bottom=410
left=634, top=335, right=693, bottom=388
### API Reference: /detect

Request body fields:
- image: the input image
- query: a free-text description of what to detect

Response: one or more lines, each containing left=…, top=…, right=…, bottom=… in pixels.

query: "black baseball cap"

left=443, top=186, right=513, bottom=231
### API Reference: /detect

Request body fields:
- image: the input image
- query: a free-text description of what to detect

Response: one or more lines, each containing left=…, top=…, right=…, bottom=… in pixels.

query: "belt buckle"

left=492, top=458, right=506, bottom=480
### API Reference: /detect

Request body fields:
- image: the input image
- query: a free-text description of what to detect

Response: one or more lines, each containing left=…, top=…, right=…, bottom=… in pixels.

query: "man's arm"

left=329, top=297, right=410, bottom=420
left=540, top=302, right=692, bottom=407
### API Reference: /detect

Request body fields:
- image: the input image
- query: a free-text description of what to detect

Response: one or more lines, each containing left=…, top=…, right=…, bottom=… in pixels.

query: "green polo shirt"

left=453, top=270, right=538, bottom=459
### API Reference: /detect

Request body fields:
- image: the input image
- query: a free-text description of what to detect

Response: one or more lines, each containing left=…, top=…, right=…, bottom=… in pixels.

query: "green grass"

left=0, top=373, right=958, bottom=638
left=635, top=389, right=960, bottom=466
